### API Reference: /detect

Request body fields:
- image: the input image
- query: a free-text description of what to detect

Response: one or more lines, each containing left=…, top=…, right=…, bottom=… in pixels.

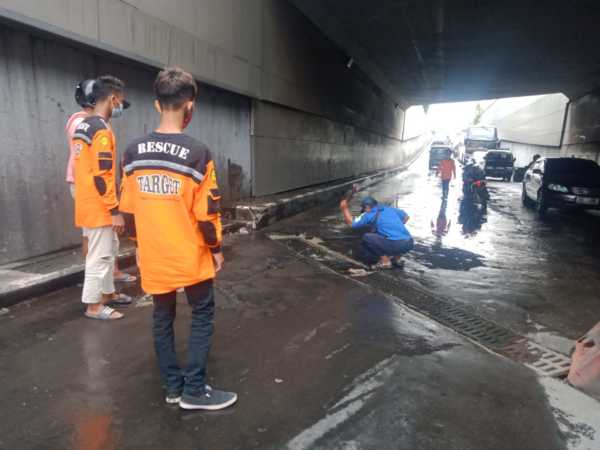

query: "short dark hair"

left=91, top=75, right=125, bottom=104
left=154, top=67, right=198, bottom=109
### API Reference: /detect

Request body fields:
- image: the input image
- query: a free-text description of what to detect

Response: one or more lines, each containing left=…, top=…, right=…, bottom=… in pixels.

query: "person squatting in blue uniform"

left=340, top=196, right=414, bottom=270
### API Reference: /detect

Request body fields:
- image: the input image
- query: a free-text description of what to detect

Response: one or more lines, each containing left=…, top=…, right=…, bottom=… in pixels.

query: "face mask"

left=111, top=101, right=124, bottom=119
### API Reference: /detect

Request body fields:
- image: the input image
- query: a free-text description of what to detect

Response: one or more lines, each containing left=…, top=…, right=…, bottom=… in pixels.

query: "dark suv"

left=522, top=157, right=600, bottom=216
left=484, top=150, right=515, bottom=181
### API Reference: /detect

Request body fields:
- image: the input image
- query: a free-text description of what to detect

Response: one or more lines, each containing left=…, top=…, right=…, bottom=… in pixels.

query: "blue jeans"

left=441, top=179, right=450, bottom=198
left=360, top=233, right=414, bottom=265
left=152, top=279, right=214, bottom=395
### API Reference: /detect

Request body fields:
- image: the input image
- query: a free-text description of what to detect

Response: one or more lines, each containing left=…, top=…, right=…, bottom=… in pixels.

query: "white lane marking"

left=285, top=357, right=399, bottom=450
left=325, top=343, right=351, bottom=360
left=269, top=233, right=369, bottom=269
left=286, top=396, right=370, bottom=450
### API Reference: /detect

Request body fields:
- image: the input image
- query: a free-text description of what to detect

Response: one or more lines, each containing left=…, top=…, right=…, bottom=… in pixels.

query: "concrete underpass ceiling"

left=290, top=0, right=600, bottom=107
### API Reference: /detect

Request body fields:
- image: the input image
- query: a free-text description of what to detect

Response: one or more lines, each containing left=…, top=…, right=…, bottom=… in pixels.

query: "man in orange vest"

left=67, top=80, right=137, bottom=284
left=72, top=76, right=131, bottom=320
left=120, top=67, right=237, bottom=410
left=437, top=149, right=456, bottom=199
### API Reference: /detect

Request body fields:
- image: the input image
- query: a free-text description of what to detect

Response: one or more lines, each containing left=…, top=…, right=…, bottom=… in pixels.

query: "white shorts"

left=69, top=184, right=88, bottom=238
left=81, top=226, right=119, bottom=304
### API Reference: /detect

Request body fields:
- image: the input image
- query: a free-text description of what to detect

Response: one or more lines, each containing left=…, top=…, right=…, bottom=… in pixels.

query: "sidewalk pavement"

left=0, top=220, right=253, bottom=308
left=0, top=241, right=137, bottom=308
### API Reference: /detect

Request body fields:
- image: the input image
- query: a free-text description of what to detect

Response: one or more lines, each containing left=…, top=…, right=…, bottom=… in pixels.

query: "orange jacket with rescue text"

left=72, top=116, right=119, bottom=228
left=119, top=132, right=222, bottom=294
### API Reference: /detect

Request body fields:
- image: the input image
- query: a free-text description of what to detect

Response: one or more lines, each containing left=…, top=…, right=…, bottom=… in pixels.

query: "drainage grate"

left=358, top=268, right=521, bottom=350
left=500, top=340, right=572, bottom=377
left=271, top=234, right=572, bottom=378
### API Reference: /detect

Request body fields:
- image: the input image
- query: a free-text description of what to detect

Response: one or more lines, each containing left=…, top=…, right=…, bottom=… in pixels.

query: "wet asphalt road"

left=271, top=153, right=600, bottom=356
left=1, top=153, right=599, bottom=449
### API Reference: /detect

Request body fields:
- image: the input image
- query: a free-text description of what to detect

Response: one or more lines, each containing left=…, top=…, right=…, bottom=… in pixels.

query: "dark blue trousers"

left=360, top=233, right=414, bottom=265
left=441, top=179, right=451, bottom=198
left=152, top=279, right=214, bottom=396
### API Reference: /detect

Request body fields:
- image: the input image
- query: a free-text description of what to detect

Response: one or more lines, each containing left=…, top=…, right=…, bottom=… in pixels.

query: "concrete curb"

left=0, top=250, right=137, bottom=308
left=0, top=221, right=247, bottom=308
left=228, top=144, right=428, bottom=230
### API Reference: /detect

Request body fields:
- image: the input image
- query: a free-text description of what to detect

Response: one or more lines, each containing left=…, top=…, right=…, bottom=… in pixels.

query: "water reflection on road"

left=275, top=151, right=600, bottom=351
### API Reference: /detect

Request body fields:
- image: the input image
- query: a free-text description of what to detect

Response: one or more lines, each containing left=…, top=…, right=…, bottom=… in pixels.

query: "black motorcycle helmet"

left=74, top=79, right=96, bottom=108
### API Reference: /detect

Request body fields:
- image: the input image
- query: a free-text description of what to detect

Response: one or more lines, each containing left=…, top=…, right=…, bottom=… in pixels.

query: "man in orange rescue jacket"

left=119, top=67, right=237, bottom=410
left=73, top=75, right=131, bottom=321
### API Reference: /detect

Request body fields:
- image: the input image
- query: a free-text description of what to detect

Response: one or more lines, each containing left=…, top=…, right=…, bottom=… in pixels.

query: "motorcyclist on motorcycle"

left=463, top=157, right=485, bottom=185
left=462, top=157, right=489, bottom=206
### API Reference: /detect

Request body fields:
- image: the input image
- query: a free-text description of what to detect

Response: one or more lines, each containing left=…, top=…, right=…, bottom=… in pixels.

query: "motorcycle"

left=462, top=161, right=490, bottom=208
left=466, top=179, right=489, bottom=208
left=459, top=194, right=487, bottom=235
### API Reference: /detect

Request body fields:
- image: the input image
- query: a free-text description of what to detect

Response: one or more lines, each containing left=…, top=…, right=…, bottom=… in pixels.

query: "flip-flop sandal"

left=84, top=306, right=123, bottom=321
left=107, top=293, right=133, bottom=306
left=114, top=272, right=137, bottom=282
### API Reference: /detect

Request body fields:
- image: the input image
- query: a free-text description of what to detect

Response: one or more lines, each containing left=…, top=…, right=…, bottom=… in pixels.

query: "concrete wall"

left=252, top=1, right=408, bottom=195
left=0, top=0, right=262, bottom=98
left=253, top=101, right=412, bottom=195
left=0, top=0, right=402, bottom=134
left=497, top=141, right=562, bottom=167
left=562, top=92, right=600, bottom=163
left=0, top=0, right=410, bottom=197
left=479, top=94, right=570, bottom=166
left=0, top=1, right=418, bottom=264
left=484, top=94, right=569, bottom=147
left=481, top=91, right=600, bottom=164
left=0, top=25, right=250, bottom=264
left=259, top=1, right=404, bottom=140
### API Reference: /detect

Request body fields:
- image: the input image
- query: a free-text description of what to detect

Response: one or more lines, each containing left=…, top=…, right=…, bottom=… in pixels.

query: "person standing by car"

left=119, top=67, right=237, bottom=410
left=437, top=149, right=456, bottom=199
left=527, top=154, right=541, bottom=170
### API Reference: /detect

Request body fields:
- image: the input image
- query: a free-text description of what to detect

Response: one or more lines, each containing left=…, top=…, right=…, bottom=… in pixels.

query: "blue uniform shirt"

left=352, top=206, right=412, bottom=241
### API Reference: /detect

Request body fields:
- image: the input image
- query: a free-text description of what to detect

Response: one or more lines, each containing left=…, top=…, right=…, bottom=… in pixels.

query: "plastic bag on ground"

left=568, top=321, right=600, bottom=401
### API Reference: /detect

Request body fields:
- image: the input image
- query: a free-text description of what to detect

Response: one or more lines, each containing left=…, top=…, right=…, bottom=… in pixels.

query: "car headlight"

left=548, top=183, right=569, bottom=193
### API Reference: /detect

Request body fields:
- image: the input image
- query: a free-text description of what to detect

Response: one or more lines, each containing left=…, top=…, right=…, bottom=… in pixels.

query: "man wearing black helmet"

left=340, top=195, right=414, bottom=270
left=66, top=79, right=95, bottom=195
left=66, top=79, right=137, bottom=285
left=72, top=75, right=133, bottom=320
